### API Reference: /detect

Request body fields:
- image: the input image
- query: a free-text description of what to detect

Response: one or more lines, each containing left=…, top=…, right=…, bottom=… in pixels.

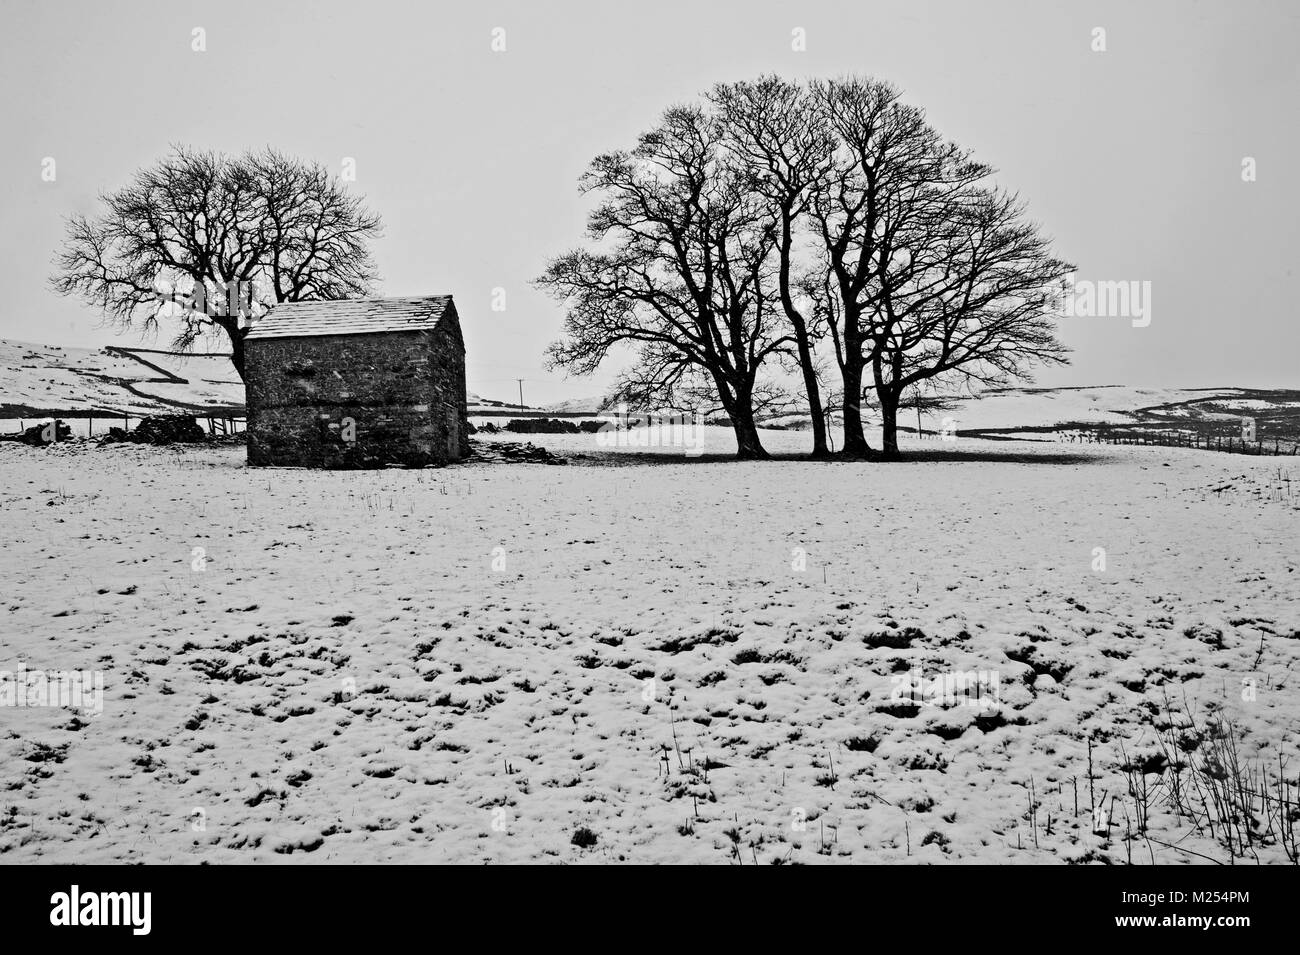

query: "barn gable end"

left=243, top=295, right=468, bottom=468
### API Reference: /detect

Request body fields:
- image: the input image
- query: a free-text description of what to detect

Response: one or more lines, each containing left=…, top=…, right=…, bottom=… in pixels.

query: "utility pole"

left=515, top=379, right=525, bottom=409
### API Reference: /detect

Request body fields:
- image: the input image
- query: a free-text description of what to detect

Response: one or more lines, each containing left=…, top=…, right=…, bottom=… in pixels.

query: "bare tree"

left=51, top=146, right=383, bottom=379
left=806, top=77, right=989, bottom=457
left=710, top=76, right=837, bottom=457
left=866, top=187, right=1072, bottom=457
left=537, top=106, right=789, bottom=459
left=538, top=77, right=1071, bottom=461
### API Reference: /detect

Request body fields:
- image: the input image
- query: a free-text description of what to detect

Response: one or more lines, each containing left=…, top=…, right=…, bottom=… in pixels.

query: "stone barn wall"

left=245, top=325, right=466, bottom=468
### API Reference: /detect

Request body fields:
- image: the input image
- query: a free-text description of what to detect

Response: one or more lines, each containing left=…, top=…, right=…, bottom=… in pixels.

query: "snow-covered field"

left=1, top=429, right=1297, bottom=863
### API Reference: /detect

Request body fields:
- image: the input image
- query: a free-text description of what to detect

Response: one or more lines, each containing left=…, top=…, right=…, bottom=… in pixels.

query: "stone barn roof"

left=245, top=295, right=456, bottom=340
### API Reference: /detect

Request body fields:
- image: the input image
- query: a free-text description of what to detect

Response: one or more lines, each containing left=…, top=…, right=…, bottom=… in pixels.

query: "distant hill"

left=0, top=340, right=243, bottom=417
left=466, top=392, right=535, bottom=414
left=935, top=384, right=1300, bottom=442
left=0, top=339, right=530, bottom=418
left=739, top=383, right=1300, bottom=443
left=543, top=395, right=612, bottom=415
left=6, top=340, right=1294, bottom=439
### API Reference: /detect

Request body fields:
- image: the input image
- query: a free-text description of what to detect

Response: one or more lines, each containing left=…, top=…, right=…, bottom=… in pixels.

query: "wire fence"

left=1065, top=428, right=1300, bottom=456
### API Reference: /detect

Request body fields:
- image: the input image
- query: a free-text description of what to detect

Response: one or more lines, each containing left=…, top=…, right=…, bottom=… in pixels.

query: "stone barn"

left=243, top=295, right=469, bottom=468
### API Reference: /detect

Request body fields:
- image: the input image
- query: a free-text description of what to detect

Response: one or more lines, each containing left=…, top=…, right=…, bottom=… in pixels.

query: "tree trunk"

left=840, top=359, right=872, bottom=458
left=776, top=218, right=828, bottom=459
left=792, top=322, right=828, bottom=458
left=731, top=408, right=768, bottom=459
left=221, top=319, right=248, bottom=381
left=715, top=376, right=768, bottom=460
left=230, top=336, right=247, bottom=381
left=879, top=387, right=901, bottom=460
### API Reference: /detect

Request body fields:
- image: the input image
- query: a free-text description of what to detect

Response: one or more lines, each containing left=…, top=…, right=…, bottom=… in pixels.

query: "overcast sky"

left=1, top=0, right=1296, bottom=404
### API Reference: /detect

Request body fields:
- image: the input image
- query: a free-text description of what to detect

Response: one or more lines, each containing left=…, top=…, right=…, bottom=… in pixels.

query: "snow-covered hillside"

left=0, top=339, right=533, bottom=419
left=0, top=340, right=243, bottom=416
left=544, top=396, right=612, bottom=415
left=10, top=338, right=1293, bottom=440
left=939, top=386, right=1227, bottom=431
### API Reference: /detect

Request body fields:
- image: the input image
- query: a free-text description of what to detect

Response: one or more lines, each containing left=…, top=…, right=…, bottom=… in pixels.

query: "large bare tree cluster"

left=52, top=147, right=382, bottom=379
left=538, top=76, right=1072, bottom=459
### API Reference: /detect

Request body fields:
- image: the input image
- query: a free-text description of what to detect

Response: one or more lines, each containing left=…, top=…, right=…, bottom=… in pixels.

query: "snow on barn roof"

left=245, top=295, right=455, bottom=340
